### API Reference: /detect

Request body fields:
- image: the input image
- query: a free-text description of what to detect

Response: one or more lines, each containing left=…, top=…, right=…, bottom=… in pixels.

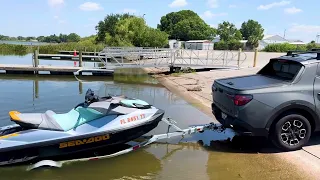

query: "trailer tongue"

left=27, top=118, right=235, bottom=171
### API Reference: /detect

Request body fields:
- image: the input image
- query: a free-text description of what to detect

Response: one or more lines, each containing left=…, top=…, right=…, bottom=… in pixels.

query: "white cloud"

left=289, top=24, right=320, bottom=33
left=201, top=11, right=227, bottom=19
left=58, top=20, right=66, bottom=24
left=79, top=2, right=103, bottom=11
left=284, top=7, right=302, bottom=14
left=229, top=4, right=237, bottom=8
left=207, top=0, right=218, bottom=8
left=168, top=0, right=188, bottom=8
left=48, top=0, right=64, bottom=7
left=123, top=8, right=137, bottom=14
left=257, top=1, right=291, bottom=10
left=53, top=15, right=59, bottom=19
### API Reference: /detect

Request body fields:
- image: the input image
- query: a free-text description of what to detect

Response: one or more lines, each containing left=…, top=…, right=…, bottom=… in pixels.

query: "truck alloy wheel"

left=272, top=114, right=311, bottom=151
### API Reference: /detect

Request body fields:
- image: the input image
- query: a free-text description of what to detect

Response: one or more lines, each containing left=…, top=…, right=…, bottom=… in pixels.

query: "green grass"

left=171, top=67, right=196, bottom=76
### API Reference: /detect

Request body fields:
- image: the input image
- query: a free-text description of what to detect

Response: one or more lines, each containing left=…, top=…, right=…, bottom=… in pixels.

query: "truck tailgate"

left=213, top=81, right=237, bottom=117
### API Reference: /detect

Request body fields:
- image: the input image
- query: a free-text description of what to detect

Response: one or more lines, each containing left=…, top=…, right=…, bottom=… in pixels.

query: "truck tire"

left=271, top=114, right=311, bottom=151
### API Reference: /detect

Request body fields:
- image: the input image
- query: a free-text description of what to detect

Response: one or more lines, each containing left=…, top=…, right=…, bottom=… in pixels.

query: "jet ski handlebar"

left=85, top=89, right=99, bottom=104
left=74, top=89, right=100, bottom=109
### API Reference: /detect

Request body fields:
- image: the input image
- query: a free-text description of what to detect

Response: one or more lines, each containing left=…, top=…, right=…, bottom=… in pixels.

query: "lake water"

left=0, top=55, right=310, bottom=180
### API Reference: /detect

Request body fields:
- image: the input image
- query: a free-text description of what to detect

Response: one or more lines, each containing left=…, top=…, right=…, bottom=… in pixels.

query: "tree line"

left=94, top=10, right=265, bottom=50
left=0, top=33, right=81, bottom=43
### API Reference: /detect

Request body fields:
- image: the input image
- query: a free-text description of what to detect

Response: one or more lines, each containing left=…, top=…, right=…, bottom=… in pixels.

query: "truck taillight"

left=233, top=95, right=253, bottom=106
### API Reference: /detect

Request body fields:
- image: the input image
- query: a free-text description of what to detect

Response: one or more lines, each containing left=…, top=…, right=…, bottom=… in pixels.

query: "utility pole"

left=142, top=14, right=146, bottom=22
left=317, top=33, right=320, bottom=43
left=283, top=29, right=287, bottom=39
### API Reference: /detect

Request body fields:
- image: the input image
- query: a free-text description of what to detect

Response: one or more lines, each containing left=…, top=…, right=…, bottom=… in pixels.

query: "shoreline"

left=144, top=67, right=319, bottom=179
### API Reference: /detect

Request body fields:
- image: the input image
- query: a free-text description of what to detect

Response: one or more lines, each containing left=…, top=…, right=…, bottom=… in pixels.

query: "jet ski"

left=0, top=89, right=164, bottom=166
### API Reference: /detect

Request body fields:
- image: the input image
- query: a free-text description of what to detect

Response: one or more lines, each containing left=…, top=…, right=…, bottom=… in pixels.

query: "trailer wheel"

left=271, top=113, right=311, bottom=151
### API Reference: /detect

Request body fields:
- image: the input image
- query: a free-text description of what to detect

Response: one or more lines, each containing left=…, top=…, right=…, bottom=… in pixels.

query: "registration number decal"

left=120, top=114, right=146, bottom=125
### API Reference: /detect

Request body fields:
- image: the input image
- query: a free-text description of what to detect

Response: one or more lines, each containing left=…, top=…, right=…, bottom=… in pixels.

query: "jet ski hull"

left=0, top=111, right=164, bottom=166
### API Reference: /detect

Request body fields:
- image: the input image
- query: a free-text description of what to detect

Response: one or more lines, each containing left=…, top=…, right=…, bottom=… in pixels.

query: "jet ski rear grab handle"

left=27, top=118, right=231, bottom=171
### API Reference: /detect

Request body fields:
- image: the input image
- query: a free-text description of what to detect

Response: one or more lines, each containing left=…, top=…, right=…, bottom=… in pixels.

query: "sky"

left=0, top=0, right=319, bottom=42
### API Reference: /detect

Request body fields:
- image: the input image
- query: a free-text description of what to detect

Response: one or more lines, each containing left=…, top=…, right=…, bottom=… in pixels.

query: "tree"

left=26, top=36, right=36, bottom=41
left=59, top=34, right=68, bottom=42
left=17, top=36, right=25, bottom=41
left=95, top=13, right=134, bottom=43
left=36, top=36, right=45, bottom=42
left=217, top=21, right=242, bottom=42
left=67, top=33, right=81, bottom=42
left=111, top=16, right=168, bottom=47
left=240, top=19, right=264, bottom=48
left=158, top=10, right=215, bottom=41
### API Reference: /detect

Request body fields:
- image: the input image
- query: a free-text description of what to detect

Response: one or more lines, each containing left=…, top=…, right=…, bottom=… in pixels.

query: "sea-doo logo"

left=59, top=134, right=110, bottom=149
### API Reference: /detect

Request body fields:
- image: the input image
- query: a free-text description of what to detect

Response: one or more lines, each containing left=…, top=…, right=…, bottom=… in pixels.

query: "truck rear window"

left=257, top=59, right=302, bottom=81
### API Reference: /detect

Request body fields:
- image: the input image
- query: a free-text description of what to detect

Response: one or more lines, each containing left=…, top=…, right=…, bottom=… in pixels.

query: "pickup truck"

left=211, top=50, right=320, bottom=151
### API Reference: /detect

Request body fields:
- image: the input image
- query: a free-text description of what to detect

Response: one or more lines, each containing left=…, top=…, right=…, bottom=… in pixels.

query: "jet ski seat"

left=119, top=99, right=151, bottom=109
left=9, top=107, right=105, bottom=131
left=9, top=98, right=152, bottom=131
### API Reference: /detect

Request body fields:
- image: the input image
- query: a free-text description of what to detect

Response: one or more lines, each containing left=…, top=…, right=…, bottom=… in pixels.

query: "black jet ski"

left=0, top=89, right=164, bottom=166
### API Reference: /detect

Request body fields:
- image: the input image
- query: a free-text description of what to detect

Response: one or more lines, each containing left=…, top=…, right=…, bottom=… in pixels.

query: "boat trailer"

left=27, top=118, right=235, bottom=171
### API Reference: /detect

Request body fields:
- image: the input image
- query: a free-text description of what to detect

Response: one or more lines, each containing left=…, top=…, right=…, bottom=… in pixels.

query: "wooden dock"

left=0, top=64, right=114, bottom=76
left=38, top=54, right=104, bottom=61
left=59, top=50, right=98, bottom=56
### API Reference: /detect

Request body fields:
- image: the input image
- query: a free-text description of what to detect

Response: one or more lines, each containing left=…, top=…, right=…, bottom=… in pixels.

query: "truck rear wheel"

left=271, top=113, right=311, bottom=151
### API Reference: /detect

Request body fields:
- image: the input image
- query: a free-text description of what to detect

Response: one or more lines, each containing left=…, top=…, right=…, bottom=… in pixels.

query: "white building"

left=239, top=35, right=305, bottom=50
left=185, top=40, right=214, bottom=50
left=168, top=39, right=182, bottom=49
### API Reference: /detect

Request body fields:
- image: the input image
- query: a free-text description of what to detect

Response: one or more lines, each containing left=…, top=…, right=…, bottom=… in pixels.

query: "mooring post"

left=33, top=50, right=39, bottom=67
left=35, top=79, right=39, bottom=98
left=79, top=50, right=83, bottom=67
left=33, top=50, right=39, bottom=74
left=79, top=81, right=83, bottom=94
left=237, top=48, right=242, bottom=68
left=253, top=48, right=258, bottom=67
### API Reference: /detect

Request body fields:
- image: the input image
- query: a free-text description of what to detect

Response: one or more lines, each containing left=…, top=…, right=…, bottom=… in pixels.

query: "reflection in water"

left=0, top=146, right=162, bottom=180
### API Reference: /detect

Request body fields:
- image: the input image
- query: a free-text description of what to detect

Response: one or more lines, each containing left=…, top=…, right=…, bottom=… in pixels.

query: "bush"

left=0, top=44, right=31, bottom=56
left=214, top=40, right=228, bottom=50
left=306, top=42, right=320, bottom=50
left=263, top=43, right=307, bottom=52
left=214, top=40, right=242, bottom=50
left=228, top=39, right=243, bottom=50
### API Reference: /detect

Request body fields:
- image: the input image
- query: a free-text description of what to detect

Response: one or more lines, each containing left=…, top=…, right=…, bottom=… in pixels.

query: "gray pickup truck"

left=211, top=50, right=320, bottom=151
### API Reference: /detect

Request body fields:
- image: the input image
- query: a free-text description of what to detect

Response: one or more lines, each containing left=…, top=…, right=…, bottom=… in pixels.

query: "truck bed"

left=216, top=74, right=287, bottom=90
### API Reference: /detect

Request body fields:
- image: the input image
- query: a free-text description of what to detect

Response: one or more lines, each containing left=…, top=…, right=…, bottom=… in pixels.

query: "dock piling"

left=33, top=50, right=39, bottom=74
left=79, top=50, right=83, bottom=67
left=253, top=48, right=258, bottom=67
left=237, top=48, right=242, bottom=68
